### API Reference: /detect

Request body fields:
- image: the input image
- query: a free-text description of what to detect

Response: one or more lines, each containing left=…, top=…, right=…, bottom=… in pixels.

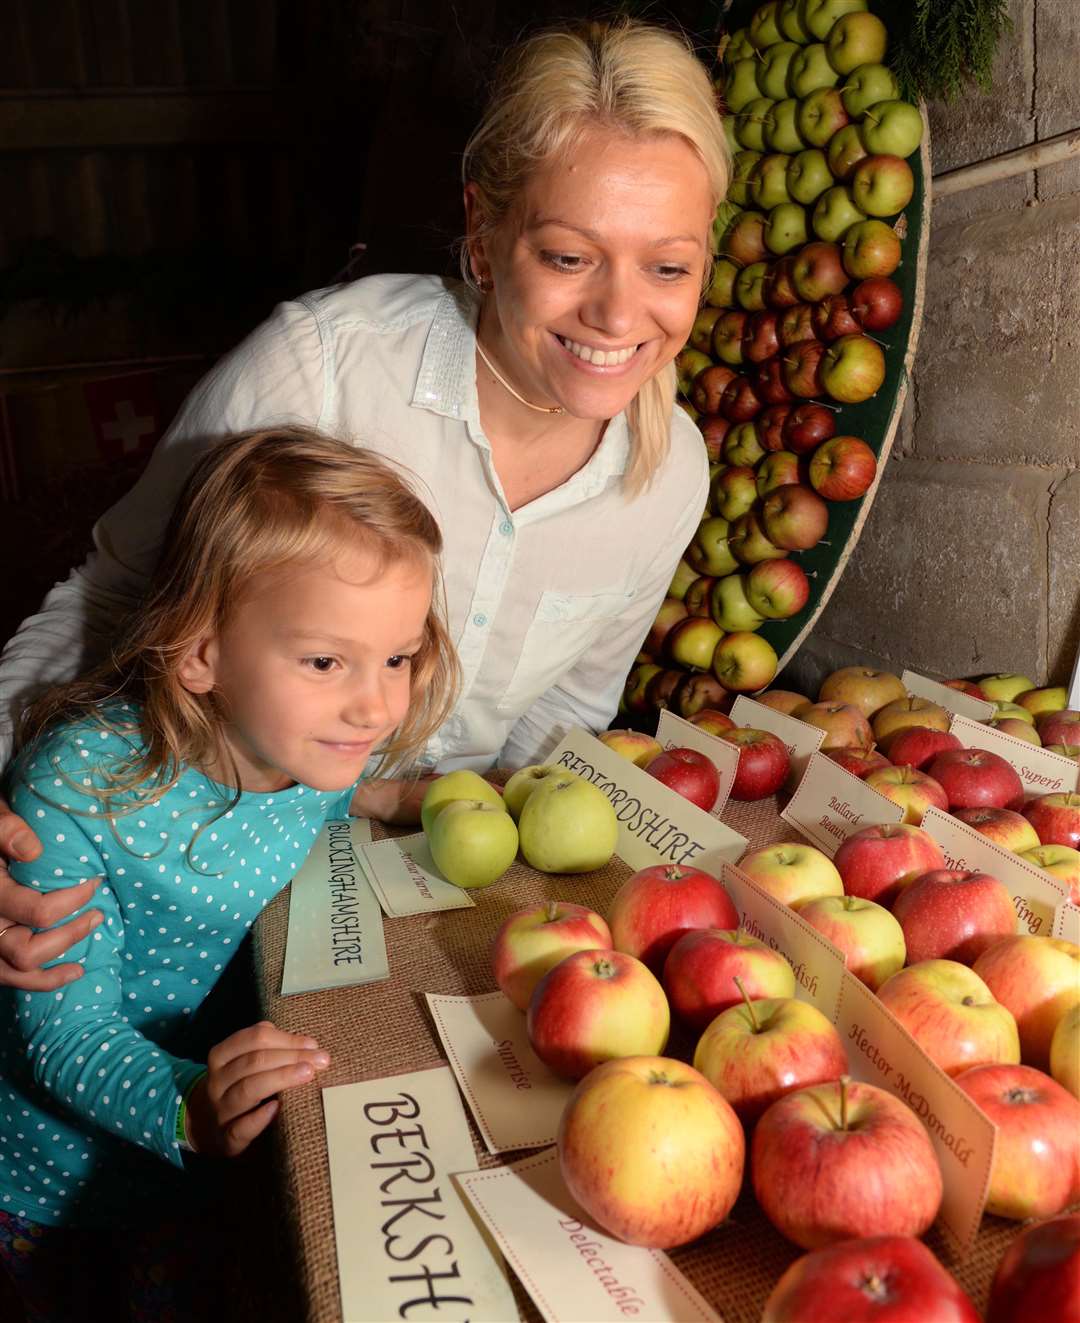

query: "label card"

left=833, top=971, right=997, bottom=1259
left=948, top=715, right=1080, bottom=797
left=919, top=807, right=1070, bottom=938
left=282, top=819, right=390, bottom=996
left=322, top=1066, right=518, bottom=1322
left=781, top=752, right=903, bottom=856
left=902, top=670, right=995, bottom=722
left=425, top=992, right=574, bottom=1155
left=721, top=862, right=847, bottom=1020
left=362, top=833, right=476, bottom=917
left=729, top=695, right=825, bottom=788
left=656, top=709, right=739, bottom=817
left=549, top=728, right=748, bottom=873
left=1054, top=900, right=1080, bottom=944
left=455, top=1149, right=723, bottom=1323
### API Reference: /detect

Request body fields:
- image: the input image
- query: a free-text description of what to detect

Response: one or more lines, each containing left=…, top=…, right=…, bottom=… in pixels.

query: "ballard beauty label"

left=455, top=1149, right=722, bottom=1323
left=656, top=709, right=739, bottom=817
left=781, top=752, right=903, bottom=856
left=549, top=728, right=747, bottom=873
left=362, top=833, right=476, bottom=917
left=902, top=670, right=995, bottom=722
left=425, top=992, right=573, bottom=1155
left=1054, top=900, right=1080, bottom=944
left=948, top=715, right=1080, bottom=797
left=281, top=819, right=389, bottom=996
left=322, top=1066, right=517, bottom=1323
left=730, top=695, right=825, bottom=788
left=834, top=970, right=997, bottom=1259
left=920, top=807, right=1070, bottom=938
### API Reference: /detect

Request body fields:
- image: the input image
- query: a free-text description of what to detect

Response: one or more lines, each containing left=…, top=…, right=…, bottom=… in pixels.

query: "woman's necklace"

left=475, top=338, right=565, bottom=416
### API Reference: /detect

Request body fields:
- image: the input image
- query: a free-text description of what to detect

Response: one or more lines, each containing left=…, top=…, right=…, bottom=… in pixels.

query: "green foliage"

left=884, top=0, right=1013, bottom=104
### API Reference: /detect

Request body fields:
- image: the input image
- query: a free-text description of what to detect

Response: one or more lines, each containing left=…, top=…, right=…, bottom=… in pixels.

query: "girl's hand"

left=184, top=1021, right=330, bottom=1157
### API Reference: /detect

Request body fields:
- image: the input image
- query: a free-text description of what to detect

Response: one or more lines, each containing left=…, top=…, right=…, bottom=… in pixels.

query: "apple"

left=699, top=414, right=730, bottom=464
left=646, top=668, right=695, bottom=712
left=809, top=434, right=877, bottom=500
left=664, top=927, right=795, bottom=1029
left=727, top=149, right=763, bottom=207
left=840, top=62, right=900, bottom=119
left=794, top=893, right=905, bottom=989
left=944, top=678, right=992, bottom=700
left=798, top=87, right=849, bottom=147
left=493, top=901, right=614, bottom=1011
left=763, top=1236, right=979, bottom=1323
left=705, top=257, right=741, bottom=309
left=735, top=97, right=777, bottom=153
left=726, top=210, right=770, bottom=268
left=782, top=338, right=827, bottom=397
left=738, top=841, right=843, bottom=906
left=667, top=557, right=698, bottom=601
left=623, top=661, right=663, bottom=715
left=973, top=935, right=1080, bottom=1069
left=789, top=43, right=840, bottom=99
left=689, top=707, right=737, bottom=736
left=851, top=153, right=914, bottom=216
left=861, top=100, right=925, bottom=158
left=784, top=401, right=837, bottom=453
left=1051, top=1005, right=1080, bottom=1098
left=818, top=666, right=905, bottom=719
left=871, top=696, right=952, bottom=743
left=711, top=465, right=758, bottom=521
left=708, top=574, right=764, bottom=634
left=989, top=717, right=1042, bottom=745
left=991, top=700, right=1036, bottom=727
left=690, top=364, right=737, bottom=414
left=723, top=57, right=762, bottom=113
left=826, top=123, right=870, bottom=180
left=954, top=1063, right=1080, bottom=1220
left=683, top=573, right=717, bottom=618
left=724, top=420, right=766, bottom=467
left=645, top=746, right=721, bottom=812
left=985, top=1213, right=1080, bottom=1323
left=694, top=989, right=847, bottom=1122
left=821, top=333, right=886, bottom=403
left=778, top=300, right=819, bottom=348
left=1024, top=793, right=1080, bottom=849
left=675, top=347, right=713, bottom=399
left=826, top=12, right=888, bottom=75
left=834, top=822, right=946, bottom=906
left=757, top=41, right=801, bottom=98
left=811, top=292, right=861, bottom=341
left=802, top=0, right=868, bottom=43
left=753, top=357, right=798, bottom=408
left=642, top=597, right=688, bottom=657
left=756, top=450, right=801, bottom=497
left=517, top=774, right=618, bottom=874
left=881, top=725, right=962, bottom=770
left=721, top=371, right=765, bottom=417
left=864, top=765, right=949, bottom=825
left=712, top=630, right=779, bottom=692
left=676, top=672, right=735, bottom=721
left=777, top=0, right=811, bottom=43
left=764, top=256, right=802, bottom=309
left=745, top=557, right=810, bottom=618
left=761, top=483, right=829, bottom=550
left=850, top=275, right=904, bottom=330
left=926, top=748, right=1025, bottom=811
left=502, top=764, right=579, bottom=819
left=812, top=184, right=866, bottom=243
left=720, top=728, right=791, bottom=800
left=980, top=673, right=1038, bottom=703
left=787, top=147, right=834, bottom=204
left=1017, top=685, right=1069, bottom=718
left=892, top=868, right=1017, bottom=965
left=766, top=98, right=808, bottom=154
left=758, top=688, right=810, bottom=715
left=825, top=746, right=892, bottom=779
left=765, top=202, right=810, bottom=255
left=712, top=310, right=748, bottom=366
left=752, top=1076, right=943, bottom=1248
left=843, top=218, right=902, bottom=279
left=419, top=768, right=507, bottom=837
left=791, top=240, right=848, bottom=301
left=730, top=510, right=787, bottom=565
left=796, top=701, right=874, bottom=752
left=749, top=1, right=784, bottom=49
left=609, top=862, right=738, bottom=971
left=953, top=807, right=1042, bottom=854
left=597, top=729, right=663, bottom=769
left=1038, top=709, right=1080, bottom=746
left=689, top=308, right=723, bottom=358
left=666, top=616, right=724, bottom=671
left=428, top=798, right=519, bottom=890
left=1021, top=844, right=1080, bottom=903
left=556, top=1055, right=744, bottom=1248
left=741, top=310, right=781, bottom=366
left=752, top=153, right=794, bottom=210
left=723, top=28, right=756, bottom=66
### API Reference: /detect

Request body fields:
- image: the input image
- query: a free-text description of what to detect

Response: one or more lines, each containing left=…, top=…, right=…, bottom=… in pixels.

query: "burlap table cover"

left=253, top=796, right=1023, bottom=1323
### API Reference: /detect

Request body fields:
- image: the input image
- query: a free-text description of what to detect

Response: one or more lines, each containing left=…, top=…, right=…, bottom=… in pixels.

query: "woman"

left=0, top=17, right=728, bottom=987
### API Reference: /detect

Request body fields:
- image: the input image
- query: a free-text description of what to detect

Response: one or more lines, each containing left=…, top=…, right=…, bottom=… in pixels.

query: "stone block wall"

left=787, top=0, right=1080, bottom=695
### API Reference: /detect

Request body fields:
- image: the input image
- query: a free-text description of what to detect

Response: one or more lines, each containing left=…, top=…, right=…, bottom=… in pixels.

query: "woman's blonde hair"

left=461, top=17, right=729, bottom=496
left=19, top=428, right=461, bottom=814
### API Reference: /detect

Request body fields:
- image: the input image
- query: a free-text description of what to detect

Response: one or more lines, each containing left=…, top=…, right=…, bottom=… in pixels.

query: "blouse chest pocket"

left=496, top=587, right=637, bottom=717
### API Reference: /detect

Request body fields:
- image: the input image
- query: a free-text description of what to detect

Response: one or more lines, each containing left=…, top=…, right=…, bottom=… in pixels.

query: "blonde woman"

left=0, top=19, right=729, bottom=986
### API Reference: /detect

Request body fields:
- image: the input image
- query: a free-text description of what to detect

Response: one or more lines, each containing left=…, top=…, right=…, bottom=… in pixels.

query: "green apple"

left=724, top=421, right=766, bottom=468
left=675, top=347, right=712, bottom=396
left=705, top=257, right=740, bottom=308
left=765, top=98, right=806, bottom=153
left=840, top=62, right=899, bottom=118
left=690, top=307, right=723, bottom=354
left=757, top=40, right=801, bottom=98
left=709, top=574, right=765, bottom=633
left=724, top=57, right=762, bottom=112
left=826, top=11, right=888, bottom=75
left=801, top=0, right=868, bottom=42
left=1017, top=686, right=1069, bottom=717
left=861, top=100, right=925, bottom=157
left=765, top=202, right=808, bottom=254
left=751, top=154, right=794, bottom=210
left=793, top=894, right=905, bottom=991
left=797, top=87, right=849, bottom=147
left=979, top=673, right=1037, bottom=703
left=812, top=184, right=865, bottom=241
left=710, top=199, right=743, bottom=255
left=518, top=774, right=619, bottom=874
left=826, top=122, right=870, bottom=179
left=1050, top=1004, right=1080, bottom=1098
left=503, top=764, right=578, bottom=819
left=723, top=114, right=740, bottom=156
left=777, top=0, right=811, bottom=43
left=668, top=558, right=698, bottom=601
left=787, top=147, right=833, bottom=203
left=723, top=28, right=756, bottom=66
left=688, top=516, right=739, bottom=576
left=420, top=768, right=506, bottom=836
left=428, top=799, right=519, bottom=889
left=735, top=260, right=770, bottom=310
left=749, top=1, right=784, bottom=49
left=736, top=97, right=776, bottom=152
left=851, top=153, right=915, bottom=216
left=729, top=149, right=763, bottom=206
left=788, top=43, right=840, bottom=98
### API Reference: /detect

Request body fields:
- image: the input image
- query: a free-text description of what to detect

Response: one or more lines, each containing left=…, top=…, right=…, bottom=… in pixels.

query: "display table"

left=252, top=796, right=1019, bottom=1323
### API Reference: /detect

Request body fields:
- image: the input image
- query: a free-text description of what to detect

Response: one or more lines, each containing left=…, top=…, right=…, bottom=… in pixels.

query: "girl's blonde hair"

left=19, top=428, right=461, bottom=810
left=461, top=17, right=730, bottom=496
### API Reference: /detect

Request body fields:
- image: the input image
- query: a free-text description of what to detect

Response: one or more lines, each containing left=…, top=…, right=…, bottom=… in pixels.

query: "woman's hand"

left=349, top=775, right=439, bottom=825
left=183, top=1021, right=330, bottom=1157
left=0, top=798, right=104, bottom=990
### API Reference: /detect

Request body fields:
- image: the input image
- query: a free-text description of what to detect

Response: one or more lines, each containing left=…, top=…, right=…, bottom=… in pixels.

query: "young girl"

left=0, top=427, right=459, bottom=1321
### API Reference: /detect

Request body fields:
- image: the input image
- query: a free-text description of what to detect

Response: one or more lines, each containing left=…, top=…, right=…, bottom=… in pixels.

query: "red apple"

left=644, top=666, right=683, bottom=713
left=644, top=746, right=722, bottom=812
left=675, top=671, right=735, bottom=719
left=745, top=557, right=811, bottom=619
left=820, top=333, right=886, bottom=404
left=1024, top=792, right=1080, bottom=849
left=738, top=841, right=843, bottom=906
left=842, top=219, right=902, bottom=279
left=817, top=666, right=906, bottom=719
left=876, top=959, right=1020, bottom=1077
left=825, top=746, right=892, bottom=779
left=778, top=302, right=819, bottom=349
left=810, top=293, right=861, bottom=342
left=850, top=276, right=904, bottom=331
left=752, top=1077, right=943, bottom=1249
left=952, top=807, right=1042, bottom=854
left=891, top=868, right=1017, bottom=965
left=834, top=823, right=947, bottom=907
left=720, top=374, right=765, bottom=422
left=753, top=355, right=797, bottom=405
left=781, top=339, right=827, bottom=397
left=663, top=927, right=795, bottom=1030
left=742, top=310, right=781, bottom=364
left=712, top=309, right=749, bottom=365
left=756, top=402, right=794, bottom=451
left=492, top=901, right=614, bottom=1011
left=864, top=765, right=949, bottom=825
left=927, top=748, right=1025, bottom=811
left=985, top=1213, right=1080, bottom=1323
left=764, top=255, right=801, bottom=309
left=808, top=435, right=877, bottom=500
left=688, top=707, right=737, bottom=736
left=643, top=597, right=688, bottom=657
left=698, top=412, right=730, bottom=462
left=719, top=728, right=791, bottom=800
left=690, top=364, right=738, bottom=414
left=758, top=688, right=812, bottom=716
left=783, top=401, right=836, bottom=454
left=608, top=863, right=738, bottom=972
left=954, top=1063, right=1080, bottom=1220
left=794, top=893, right=906, bottom=990
left=1038, top=710, right=1080, bottom=747
left=791, top=240, right=848, bottom=302
left=683, top=574, right=717, bottom=617
left=761, top=484, right=829, bottom=550
left=973, top=935, right=1080, bottom=1069
left=881, top=725, right=962, bottom=771
left=945, top=678, right=992, bottom=701
left=797, top=701, right=875, bottom=752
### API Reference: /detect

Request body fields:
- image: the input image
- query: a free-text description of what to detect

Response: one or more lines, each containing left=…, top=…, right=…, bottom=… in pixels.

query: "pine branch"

left=885, top=0, right=1013, bottom=104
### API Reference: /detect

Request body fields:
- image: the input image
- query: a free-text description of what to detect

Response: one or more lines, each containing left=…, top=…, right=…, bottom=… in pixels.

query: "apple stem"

left=839, top=1074, right=851, bottom=1131
left=865, top=333, right=891, bottom=350
left=733, top=975, right=760, bottom=1031
left=544, top=901, right=559, bottom=923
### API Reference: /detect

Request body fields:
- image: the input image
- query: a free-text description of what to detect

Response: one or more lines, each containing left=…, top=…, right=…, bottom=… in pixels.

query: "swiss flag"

left=83, top=372, right=162, bottom=465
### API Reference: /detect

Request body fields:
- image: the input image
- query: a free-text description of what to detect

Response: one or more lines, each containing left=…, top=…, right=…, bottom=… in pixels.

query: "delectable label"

left=362, top=833, right=476, bottom=917
left=656, top=709, right=739, bottom=817
left=729, top=695, right=825, bottom=788
left=425, top=993, right=574, bottom=1155
left=281, top=819, right=389, bottom=996
left=1053, top=899, right=1080, bottom=944
left=920, top=807, right=1070, bottom=937
left=549, top=728, right=747, bottom=873
left=948, top=715, right=1080, bottom=796
left=781, top=752, right=903, bottom=856
left=455, top=1150, right=723, bottom=1323
left=322, top=1066, right=518, bottom=1322
left=902, top=670, right=995, bottom=722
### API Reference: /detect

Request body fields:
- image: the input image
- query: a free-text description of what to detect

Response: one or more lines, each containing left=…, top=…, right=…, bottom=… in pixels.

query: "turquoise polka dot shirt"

left=0, top=709, right=357, bottom=1228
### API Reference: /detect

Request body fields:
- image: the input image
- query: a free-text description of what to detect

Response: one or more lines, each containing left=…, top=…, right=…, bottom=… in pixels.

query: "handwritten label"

left=549, top=728, right=747, bottom=873
left=656, top=709, right=739, bottom=816
left=362, top=833, right=476, bottom=917
left=455, top=1150, right=722, bottom=1323
left=322, top=1066, right=518, bottom=1322
left=902, top=670, right=995, bottom=722
left=425, top=993, right=574, bottom=1155
left=781, top=752, right=903, bottom=856
left=281, top=819, right=390, bottom=995
left=919, top=807, right=1070, bottom=938
left=730, top=695, right=826, bottom=788
left=1053, top=901, right=1080, bottom=944
left=948, top=715, right=1080, bottom=796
